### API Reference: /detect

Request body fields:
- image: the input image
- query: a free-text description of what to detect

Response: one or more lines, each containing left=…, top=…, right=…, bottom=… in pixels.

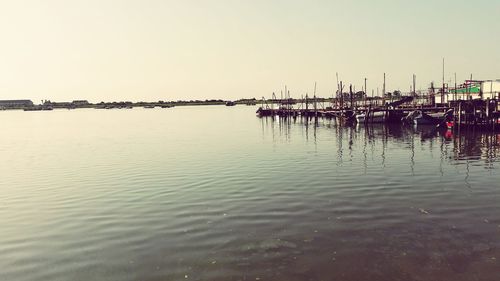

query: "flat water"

left=0, top=106, right=499, bottom=280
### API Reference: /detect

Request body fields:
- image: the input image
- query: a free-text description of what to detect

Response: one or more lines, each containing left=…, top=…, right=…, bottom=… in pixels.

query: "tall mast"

left=413, top=74, right=416, bottom=105
left=413, top=74, right=416, bottom=95
left=383, top=73, right=386, bottom=104
left=313, top=82, right=317, bottom=115
left=442, top=58, right=445, bottom=104
left=339, top=81, right=343, bottom=110
left=454, top=73, right=457, bottom=101
left=285, top=85, right=288, bottom=110
left=336, top=73, right=340, bottom=108
left=349, top=84, right=353, bottom=110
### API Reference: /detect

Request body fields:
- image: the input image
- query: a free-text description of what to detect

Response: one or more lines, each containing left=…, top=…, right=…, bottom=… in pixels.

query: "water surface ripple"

left=0, top=106, right=499, bottom=281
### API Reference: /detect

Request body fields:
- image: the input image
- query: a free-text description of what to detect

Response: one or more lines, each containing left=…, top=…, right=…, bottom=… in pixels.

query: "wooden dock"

left=256, top=97, right=500, bottom=132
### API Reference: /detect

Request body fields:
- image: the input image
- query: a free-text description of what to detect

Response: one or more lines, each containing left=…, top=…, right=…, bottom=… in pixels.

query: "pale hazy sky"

left=0, top=0, right=499, bottom=102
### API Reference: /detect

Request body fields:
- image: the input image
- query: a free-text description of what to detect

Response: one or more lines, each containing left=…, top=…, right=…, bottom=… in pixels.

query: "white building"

left=445, top=80, right=500, bottom=103
left=481, top=80, right=500, bottom=100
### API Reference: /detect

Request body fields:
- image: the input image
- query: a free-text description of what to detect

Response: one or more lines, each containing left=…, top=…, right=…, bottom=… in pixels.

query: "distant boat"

left=24, top=107, right=42, bottom=111
left=24, top=106, right=53, bottom=111
left=144, top=105, right=155, bottom=108
left=256, top=107, right=273, bottom=117
left=161, top=105, right=173, bottom=108
left=225, top=101, right=236, bottom=106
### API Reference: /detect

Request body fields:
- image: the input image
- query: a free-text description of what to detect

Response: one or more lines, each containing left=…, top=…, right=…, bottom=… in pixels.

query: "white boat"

left=356, top=111, right=386, bottom=123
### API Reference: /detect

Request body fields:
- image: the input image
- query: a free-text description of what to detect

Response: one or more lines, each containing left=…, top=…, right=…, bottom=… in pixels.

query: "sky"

left=0, top=0, right=499, bottom=103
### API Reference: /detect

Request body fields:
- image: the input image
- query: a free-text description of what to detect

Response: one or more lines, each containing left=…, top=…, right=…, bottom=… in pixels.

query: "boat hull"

left=356, top=112, right=386, bottom=123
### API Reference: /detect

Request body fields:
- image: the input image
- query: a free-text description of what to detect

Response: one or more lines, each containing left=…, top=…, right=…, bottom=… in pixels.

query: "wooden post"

left=314, top=94, right=317, bottom=117
left=305, top=94, right=309, bottom=113
left=493, top=100, right=497, bottom=132
left=458, top=101, right=462, bottom=128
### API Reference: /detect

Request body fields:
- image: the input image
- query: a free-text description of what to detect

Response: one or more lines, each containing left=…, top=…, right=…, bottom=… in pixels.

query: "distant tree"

left=355, top=91, right=366, bottom=99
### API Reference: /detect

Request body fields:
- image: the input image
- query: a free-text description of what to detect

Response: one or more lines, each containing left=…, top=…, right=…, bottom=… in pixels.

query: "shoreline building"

left=72, top=100, right=90, bottom=106
left=0, top=100, right=34, bottom=109
left=445, top=80, right=500, bottom=102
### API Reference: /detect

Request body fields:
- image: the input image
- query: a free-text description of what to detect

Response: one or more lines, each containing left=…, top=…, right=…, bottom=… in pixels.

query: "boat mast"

left=382, top=73, right=386, bottom=105
left=442, top=58, right=445, bottom=104
left=454, top=73, right=457, bottom=101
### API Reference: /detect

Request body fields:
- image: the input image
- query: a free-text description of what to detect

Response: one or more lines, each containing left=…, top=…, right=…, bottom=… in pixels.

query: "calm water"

left=1, top=106, right=499, bottom=281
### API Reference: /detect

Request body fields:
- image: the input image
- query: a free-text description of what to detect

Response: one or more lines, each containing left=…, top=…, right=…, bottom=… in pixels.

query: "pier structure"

left=257, top=80, right=500, bottom=132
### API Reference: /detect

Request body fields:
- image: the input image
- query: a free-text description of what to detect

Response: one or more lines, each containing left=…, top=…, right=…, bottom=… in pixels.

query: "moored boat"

left=355, top=111, right=386, bottom=123
left=403, top=110, right=437, bottom=125
left=404, top=109, right=454, bottom=126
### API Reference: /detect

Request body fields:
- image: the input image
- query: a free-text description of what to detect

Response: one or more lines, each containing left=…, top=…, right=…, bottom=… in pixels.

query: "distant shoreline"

left=0, top=98, right=262, bottom=111
left=1, top=97, right=362, bottom=111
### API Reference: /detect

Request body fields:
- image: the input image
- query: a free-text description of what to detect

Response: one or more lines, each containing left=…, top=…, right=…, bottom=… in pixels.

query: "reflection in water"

left=262, top=116, right=499, bottom=170
left=253, top=116, right=500, bottom=281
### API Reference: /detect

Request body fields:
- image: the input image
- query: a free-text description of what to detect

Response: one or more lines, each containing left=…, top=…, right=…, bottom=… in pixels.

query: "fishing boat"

left=355, top=111, right=386, bottom=123
left=403, top=109, right=454, bottom=126
left=403, top=110, right=437, bottom=125
left=225, top=101, right=236, bottom=106
left=256, top=107, right=273, bottom=117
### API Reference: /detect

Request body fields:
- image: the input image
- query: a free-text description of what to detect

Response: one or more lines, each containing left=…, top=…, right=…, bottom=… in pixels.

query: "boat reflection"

left=259, top=116, right=499, bottom=168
